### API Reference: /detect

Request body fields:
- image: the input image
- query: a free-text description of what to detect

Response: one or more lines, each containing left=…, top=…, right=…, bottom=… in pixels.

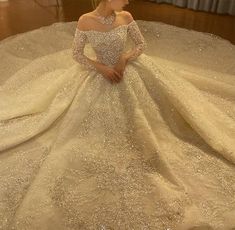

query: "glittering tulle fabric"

left=0, top=19, right=235, bottom=230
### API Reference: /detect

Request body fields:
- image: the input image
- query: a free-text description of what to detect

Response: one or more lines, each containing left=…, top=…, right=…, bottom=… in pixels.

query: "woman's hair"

left=91, top=0, right=104, bottom=9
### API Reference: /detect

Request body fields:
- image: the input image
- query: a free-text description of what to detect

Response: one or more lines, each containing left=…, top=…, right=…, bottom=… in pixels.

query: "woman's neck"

left=95, top=2, right=114, bottom=17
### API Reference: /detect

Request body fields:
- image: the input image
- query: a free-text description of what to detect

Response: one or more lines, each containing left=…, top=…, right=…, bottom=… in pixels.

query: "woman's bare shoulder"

left=76, top=13, right=95, bottom=31
left=118, top=10, right=134, bottom=24
left=76, top=11, right=134, bottom=31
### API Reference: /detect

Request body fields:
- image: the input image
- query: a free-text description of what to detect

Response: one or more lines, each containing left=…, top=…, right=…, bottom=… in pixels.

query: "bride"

left=72, top=0, right=146, bottom=84
left=0, top=0, right=235, bottom=229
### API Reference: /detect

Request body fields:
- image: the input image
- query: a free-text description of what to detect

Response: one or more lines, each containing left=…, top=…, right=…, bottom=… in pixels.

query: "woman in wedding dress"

left=0, top=0, right=235, bottom=229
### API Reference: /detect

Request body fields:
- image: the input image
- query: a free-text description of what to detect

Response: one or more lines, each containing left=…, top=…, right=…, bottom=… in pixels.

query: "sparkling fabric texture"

left=0, top=19, right=235, bottom=230
left=72, top=20, right=147, bottom=69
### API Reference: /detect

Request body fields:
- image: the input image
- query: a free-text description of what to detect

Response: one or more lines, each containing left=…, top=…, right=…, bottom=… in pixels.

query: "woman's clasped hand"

left=98, top=54, right=128, bottom=83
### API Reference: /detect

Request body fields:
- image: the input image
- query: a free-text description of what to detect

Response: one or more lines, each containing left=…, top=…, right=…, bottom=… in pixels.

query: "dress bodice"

left=72, top=20, right=147, bottom=70
left=84, top=24, right=129, bottom=66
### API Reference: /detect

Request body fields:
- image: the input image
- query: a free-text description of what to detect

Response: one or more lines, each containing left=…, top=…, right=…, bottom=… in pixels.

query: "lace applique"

left=127, top=20, right=147, bottom=61
left=84, top=25, right=128, bottom=66
left=50, top=148, right=187, bottom=229
left=72, top=28, right=97, bottom=71
left=71, top=20, right=147, bottom=70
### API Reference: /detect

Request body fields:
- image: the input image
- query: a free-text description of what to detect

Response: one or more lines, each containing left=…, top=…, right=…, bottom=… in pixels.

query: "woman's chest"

left=85, top=27, right=128, bottom=49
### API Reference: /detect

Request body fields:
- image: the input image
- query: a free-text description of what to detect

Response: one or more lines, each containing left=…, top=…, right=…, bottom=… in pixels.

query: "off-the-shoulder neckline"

left=76, top=20, right=136, bottom=33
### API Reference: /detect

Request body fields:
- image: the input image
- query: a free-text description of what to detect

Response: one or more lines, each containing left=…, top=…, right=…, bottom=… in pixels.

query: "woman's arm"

left=72, top=16, right=105, bottom=71
left=72, top=28, right=96, bottom=71
left=72, top=16, right=122, bottom=82
left=122, top=11, right=147, bottom=62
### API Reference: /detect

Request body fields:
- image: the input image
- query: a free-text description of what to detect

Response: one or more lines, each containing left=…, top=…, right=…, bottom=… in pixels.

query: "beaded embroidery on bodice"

left=85, top=24, right=128, bottom=66
left=72, top=20, right=147, bottom=70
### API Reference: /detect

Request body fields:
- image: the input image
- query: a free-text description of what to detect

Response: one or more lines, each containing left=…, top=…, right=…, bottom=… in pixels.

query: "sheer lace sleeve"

left=72, top=28, right=97, bottom=71
left=127, top=20, right=147, bottom=61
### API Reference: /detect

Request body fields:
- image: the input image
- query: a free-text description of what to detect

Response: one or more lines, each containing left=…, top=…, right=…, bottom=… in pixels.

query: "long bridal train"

left=0, top=20, right=235, bottom=230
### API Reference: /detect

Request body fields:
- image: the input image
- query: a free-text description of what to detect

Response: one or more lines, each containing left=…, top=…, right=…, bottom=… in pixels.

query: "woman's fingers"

left=110, top=73, right=119, bottom=83
left=115, top=67, right=123, bottom=76
left=111, top=74, right=118, bottom=83
left=114, top=70, right=122, bottom=80
left=107, top=69, right=123, bottom=84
